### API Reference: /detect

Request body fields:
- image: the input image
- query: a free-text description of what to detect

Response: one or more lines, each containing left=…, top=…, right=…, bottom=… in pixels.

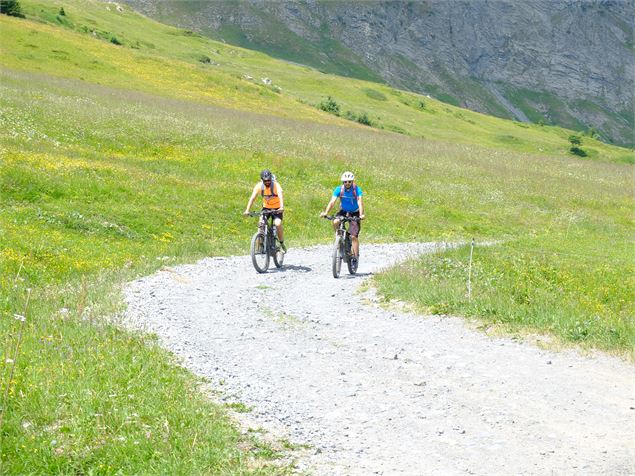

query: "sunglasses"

left=343, top=181, right=353, bottom=184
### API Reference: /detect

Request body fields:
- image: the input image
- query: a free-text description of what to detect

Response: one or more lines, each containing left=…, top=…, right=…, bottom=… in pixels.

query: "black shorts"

left=336, top=210, right=360, bottom=237
left=262, top=208, right=283, bottom=221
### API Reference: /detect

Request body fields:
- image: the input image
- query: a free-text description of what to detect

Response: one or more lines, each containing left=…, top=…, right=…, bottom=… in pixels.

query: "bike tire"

left=272, top=240, right=285, bottom=268
left=332, top=235, right=343, bottom=278
left=347, top=254, right=357, bottom=274
left=251, top=231, right=269, bottom=273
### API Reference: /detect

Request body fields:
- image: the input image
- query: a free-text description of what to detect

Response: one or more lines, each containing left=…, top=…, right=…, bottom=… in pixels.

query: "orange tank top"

left=262, top=182, right=281, bottom=209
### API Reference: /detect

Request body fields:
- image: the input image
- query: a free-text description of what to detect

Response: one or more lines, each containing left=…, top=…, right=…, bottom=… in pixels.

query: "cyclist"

left=320, top=171, right=365, bottom=266
left=244, top=169, right=286, bottom=252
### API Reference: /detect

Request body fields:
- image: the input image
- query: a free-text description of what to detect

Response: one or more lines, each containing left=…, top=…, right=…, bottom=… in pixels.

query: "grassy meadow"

left=0, top=1, right=634, bottom=473
left=3, top=0, right=632, bottom=162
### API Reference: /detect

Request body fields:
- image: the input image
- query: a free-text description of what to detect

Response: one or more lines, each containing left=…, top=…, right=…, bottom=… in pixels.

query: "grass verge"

left=375, top=235, right=634, bottom=357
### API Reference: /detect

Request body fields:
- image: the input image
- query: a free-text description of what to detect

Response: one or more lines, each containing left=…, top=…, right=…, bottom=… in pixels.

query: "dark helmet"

left=260, top=169, right=273, bottom=181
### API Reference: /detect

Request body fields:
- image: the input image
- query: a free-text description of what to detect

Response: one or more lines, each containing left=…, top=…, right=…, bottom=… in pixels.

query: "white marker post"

left=467, top=238, right=475, bottom=301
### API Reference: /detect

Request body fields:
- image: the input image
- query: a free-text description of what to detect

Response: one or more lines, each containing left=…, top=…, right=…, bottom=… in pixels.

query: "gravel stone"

left=124, top=243, right=635, bottom=475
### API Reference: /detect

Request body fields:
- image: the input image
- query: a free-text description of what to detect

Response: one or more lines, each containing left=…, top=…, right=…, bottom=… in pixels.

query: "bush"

left=198, top=55, right=211, bottom=64
left=110, top=36, right=122, bottom=45
left=0, top=0, right=25, bottom=18
left=59, top=7, right=65, bottom=16
left=356, top=112, right=372, bottom=126
left=317, top=96, right=340, bottom=115
left=341, top=110, right=372, bottom=127
left=568, top=134, right=582, bottom=145
left=570, top=146, right=587, bottom=157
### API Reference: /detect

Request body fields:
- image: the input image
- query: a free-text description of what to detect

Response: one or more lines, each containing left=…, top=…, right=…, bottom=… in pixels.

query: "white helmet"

left=341, top=171, right=355, bottom=182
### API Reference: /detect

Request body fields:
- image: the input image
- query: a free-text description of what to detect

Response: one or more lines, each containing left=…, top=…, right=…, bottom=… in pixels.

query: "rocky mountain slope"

left=125, top=0, right=634, bottom=147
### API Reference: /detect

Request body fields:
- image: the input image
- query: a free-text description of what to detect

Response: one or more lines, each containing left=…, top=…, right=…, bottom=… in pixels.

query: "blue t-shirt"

left=333, top=185, right=363, bottom=212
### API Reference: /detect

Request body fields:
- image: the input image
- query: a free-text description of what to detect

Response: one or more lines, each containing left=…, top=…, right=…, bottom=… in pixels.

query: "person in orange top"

left=244, top=169, right=286, bottom=252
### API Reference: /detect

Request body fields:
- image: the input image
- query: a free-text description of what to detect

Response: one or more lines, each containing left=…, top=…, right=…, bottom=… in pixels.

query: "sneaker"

left=351, top=257, right=358, bottom=269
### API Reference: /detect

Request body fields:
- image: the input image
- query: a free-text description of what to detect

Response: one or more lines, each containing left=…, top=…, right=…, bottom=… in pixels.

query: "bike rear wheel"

left=332, top=235, right=343, bottom=278
left=251, top=231, right=269, bottom=273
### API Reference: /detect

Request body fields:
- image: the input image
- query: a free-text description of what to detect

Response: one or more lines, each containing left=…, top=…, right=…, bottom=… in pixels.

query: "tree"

left=568, top=134, right=587, bottom=156
left=0, top=0, right=25, bottom=18
left=568, top=134, right=582, bottom=146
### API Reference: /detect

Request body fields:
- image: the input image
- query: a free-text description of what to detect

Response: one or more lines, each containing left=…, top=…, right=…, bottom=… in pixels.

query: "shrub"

left=568, top=134, right=582, bottom=145
left=59, top=7, right=65, bottom=16
left=570, top=146, right=587, bottom=157
left=198, top=55, right=211, bottom=64
left=318, top=96, right=340, bottom=115
left=356, top=112, right=372, bottom=126
left=110, top=36, right=122, bottom=45
left=343, top=110, right=357, bottom=121
left=0, top=0, right=25, bottom=18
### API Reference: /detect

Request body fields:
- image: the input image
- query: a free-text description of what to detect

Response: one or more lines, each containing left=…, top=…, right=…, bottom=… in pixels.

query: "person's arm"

left=357, top=195, right=365, bottom=219
left=244, top=184, right=260, bottom=215
left=321, top=196, right=338, bottom=217
left=277, top=184, right=284, bottom=210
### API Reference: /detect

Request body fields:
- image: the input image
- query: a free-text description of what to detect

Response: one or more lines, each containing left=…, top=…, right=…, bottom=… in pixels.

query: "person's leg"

left=274, top=217, right=284, bottom=242
left=350, top=219, right=360, bottom=257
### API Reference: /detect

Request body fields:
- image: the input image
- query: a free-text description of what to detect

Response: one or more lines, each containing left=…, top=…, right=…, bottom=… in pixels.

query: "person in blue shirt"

left=320, top=171, right=365, bottom=264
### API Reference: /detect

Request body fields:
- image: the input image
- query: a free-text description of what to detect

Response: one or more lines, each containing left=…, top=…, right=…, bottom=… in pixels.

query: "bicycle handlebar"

left=323, top=215, right=361, bottom=222
left=246, top=210, right=279, bottom=217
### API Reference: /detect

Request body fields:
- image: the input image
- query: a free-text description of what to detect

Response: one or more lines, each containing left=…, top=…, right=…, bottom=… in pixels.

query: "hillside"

left=125, top=0, right=635, bottom=147
left=2, top=0, right=631, bottom=163
left=0, top=1, right=633, bottom=473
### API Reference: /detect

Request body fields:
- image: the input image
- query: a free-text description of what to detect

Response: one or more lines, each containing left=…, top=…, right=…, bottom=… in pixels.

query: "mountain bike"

left=324, top=215, right=360, bottom=278
left=247, top=210, right=285, bottom=273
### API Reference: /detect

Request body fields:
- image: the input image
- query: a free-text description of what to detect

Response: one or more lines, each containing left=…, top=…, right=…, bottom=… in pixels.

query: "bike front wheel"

left=251, top=231, right=269, bottom=273
left=347, top=257, right=358, bottom=274
left=332, top=235, right=343, bottom=278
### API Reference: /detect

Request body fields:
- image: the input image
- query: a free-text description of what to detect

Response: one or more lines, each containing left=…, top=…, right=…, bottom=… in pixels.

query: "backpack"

left=261, top=178, right=278, bottom=199
left=339, top=182, right=358, bottom=200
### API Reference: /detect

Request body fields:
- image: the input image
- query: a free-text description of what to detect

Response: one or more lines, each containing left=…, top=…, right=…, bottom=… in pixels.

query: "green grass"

left=0, top=1, right=634, bottom=473
left=376, top=234, right=634, bottom=353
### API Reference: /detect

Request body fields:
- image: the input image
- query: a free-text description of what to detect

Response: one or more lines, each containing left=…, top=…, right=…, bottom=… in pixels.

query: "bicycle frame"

left=329, top=215, right=358, bottom=245
left=258, top=213, right=275, bottom=239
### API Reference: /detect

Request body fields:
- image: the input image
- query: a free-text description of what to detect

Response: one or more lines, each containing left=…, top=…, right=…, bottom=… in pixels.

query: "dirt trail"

left=124, top=243, right=634, bottom=475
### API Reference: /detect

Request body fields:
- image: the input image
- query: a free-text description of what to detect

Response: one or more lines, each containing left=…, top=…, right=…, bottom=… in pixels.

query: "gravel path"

left=124, top=243, right=634, bottom=475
